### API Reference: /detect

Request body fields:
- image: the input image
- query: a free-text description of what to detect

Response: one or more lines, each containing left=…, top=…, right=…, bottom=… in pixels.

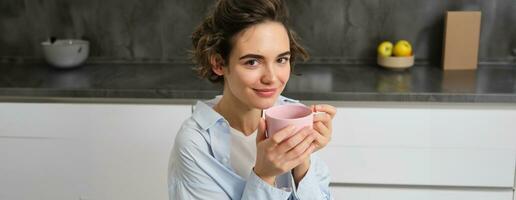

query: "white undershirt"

left=229, top=126, right=257, bottom=180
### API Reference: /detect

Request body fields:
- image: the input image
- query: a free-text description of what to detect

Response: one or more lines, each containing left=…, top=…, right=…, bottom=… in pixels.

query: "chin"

left=255, top=101, right=275, bottom=110
left=250, top=95, right=280, bottom=109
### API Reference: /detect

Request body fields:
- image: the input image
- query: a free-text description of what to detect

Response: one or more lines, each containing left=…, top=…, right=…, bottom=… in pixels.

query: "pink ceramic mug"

left=264, top=104, right=313, bottom=137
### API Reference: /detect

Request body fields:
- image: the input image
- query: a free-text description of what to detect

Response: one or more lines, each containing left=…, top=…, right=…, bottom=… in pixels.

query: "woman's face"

left=218, top=21, right=291, bottom=109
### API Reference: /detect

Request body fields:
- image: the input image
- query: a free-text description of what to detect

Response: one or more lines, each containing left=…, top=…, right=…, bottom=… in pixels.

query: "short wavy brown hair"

left=191, top=0, right=309, bottom=84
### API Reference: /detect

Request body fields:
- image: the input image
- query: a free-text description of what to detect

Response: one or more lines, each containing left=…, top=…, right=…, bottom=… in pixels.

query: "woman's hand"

left=254, top=118, right=317, bottom=186
left=310, top=104, right=336, bottom=152
left=291, top=104, right=337, bottom=185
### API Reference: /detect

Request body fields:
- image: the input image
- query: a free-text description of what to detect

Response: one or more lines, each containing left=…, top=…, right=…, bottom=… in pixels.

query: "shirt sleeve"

left=169, top=177, right=230, bottom=200
left=168, top=128, right=231, bottom=200
left=169, top=125, right=296, bottom=200
left=241, top=170, right=293, bottom=200
left=292, top=154, right=333, bottom=200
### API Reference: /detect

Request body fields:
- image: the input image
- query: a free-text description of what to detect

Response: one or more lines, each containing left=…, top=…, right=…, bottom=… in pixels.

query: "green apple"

left=377, top=41, right=393, bottom=57
left=393, top=40, right=412, bottom=57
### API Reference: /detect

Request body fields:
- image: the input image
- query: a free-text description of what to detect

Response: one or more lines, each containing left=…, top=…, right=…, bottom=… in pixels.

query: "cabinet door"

left=330, top=186, right=513, bottom=200
left=0, top=102, right=192, bottom=200
left=322, top=103, right=516, bottom=187
left=320, top=146, right=515, bottom=187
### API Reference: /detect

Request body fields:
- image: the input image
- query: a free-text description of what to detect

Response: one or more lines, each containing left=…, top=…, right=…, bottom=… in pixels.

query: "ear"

left=210, top=54, right=225, bottom=76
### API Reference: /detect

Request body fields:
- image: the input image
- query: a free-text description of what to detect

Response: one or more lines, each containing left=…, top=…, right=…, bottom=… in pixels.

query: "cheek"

left=235, top=69, right=261, bottom=86
left=278, top=66, right=291, bottom=83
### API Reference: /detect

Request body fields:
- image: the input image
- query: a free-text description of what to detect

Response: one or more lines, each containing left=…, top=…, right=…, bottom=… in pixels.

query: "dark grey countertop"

left=1, top=63, right=515, bottom=103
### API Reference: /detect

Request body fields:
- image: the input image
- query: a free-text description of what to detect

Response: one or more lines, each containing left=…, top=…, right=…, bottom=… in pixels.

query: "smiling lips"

left=253, top=88, right=277, bottom=98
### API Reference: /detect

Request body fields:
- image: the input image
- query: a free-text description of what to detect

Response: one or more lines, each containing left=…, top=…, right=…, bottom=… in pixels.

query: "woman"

left=168, top=0, right=336, bottom=199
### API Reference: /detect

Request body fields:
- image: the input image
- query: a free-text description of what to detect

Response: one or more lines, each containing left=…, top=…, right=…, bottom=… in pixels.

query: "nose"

left=261, top=63, right=277, bottom=84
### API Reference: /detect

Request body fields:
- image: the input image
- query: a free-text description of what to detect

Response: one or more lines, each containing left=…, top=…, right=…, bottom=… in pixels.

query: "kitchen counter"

left=1, top=63, right=515, bottom=103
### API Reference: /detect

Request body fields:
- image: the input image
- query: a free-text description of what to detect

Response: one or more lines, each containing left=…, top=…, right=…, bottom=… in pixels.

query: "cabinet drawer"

left=330, top=186, right=513, bottom=200
left=331, top=105, right=516, bottom=150
left=320, top=145, right=516, bottom=187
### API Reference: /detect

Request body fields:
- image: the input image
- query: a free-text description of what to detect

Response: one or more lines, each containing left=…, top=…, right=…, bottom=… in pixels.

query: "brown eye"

left=277, top=57, right=289, bottom=64
left=245, top=59, right=259, bottom=67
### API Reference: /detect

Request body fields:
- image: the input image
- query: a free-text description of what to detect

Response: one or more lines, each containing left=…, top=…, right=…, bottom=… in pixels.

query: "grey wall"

left=1, top=0, right=515, bottom=65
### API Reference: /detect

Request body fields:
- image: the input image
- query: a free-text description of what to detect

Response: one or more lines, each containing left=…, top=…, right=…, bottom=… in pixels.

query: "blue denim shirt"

left=168, top=96, right=332, bottom=200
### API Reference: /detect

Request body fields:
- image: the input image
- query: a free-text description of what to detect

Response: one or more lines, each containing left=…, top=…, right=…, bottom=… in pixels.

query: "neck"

left=214, top=92, right=262, bottom=136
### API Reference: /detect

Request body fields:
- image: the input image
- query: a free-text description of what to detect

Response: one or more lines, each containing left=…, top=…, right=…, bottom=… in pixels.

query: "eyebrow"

left=239, top=51, right=291, bottom=60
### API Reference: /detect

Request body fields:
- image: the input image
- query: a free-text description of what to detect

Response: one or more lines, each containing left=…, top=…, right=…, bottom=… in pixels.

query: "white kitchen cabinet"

left=330, top=186, right=513, bottom=200
left=321, top=146, right=515, bottom=187
left=312, top=102, right=516, bottom=200
left=0, top=102, right=192, bottom=200
left=2, top=101, right=516, bottom=200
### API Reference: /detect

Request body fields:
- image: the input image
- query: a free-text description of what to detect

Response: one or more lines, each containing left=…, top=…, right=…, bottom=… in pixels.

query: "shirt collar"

left=192, top=99, right=224, bottom=131
left=191, top=95, right=300, bottom=131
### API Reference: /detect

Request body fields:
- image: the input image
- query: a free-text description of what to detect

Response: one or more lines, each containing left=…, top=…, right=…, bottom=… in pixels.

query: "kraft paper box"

left=442, top=70, right=477, bottom=92
left=442, top=11, right=482, bottom=70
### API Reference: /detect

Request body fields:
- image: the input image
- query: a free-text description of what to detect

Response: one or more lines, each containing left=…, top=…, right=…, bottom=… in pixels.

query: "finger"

left=268, top=125, right=296, bottom=146
left=313, top=112, right=332, bottom=131
left=284, top=130, right=316, bottom=160
left=312, top=104, right=337, bottom=119
left=285, top=143, right=316, bottom=168
left=313, top=112, right=330, bottom=123
left=314, top=121, right=330, bottom=138
left=313, top=131, right=329, bottom=150
left=276, top=127, right=314, bottom=154
left=327, top=118, right=332, bottom=132
left=256, top=118, right=267, bottom=144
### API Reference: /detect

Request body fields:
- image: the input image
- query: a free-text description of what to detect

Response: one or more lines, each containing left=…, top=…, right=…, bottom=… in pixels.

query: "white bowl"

left=41, top=39, right=89, bottom=68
